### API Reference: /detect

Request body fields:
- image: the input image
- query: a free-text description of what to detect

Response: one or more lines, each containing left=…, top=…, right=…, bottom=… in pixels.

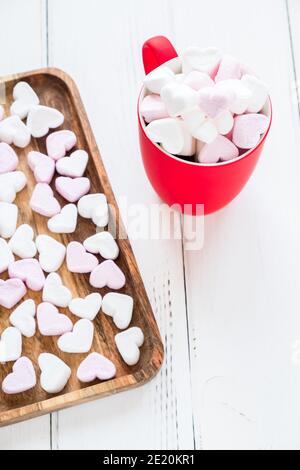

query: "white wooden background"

left=0, top=0, right=300, bottom=450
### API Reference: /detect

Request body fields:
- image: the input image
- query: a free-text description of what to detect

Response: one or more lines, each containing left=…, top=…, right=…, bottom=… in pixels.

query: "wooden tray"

left=0, top=68, right=164, bottom=426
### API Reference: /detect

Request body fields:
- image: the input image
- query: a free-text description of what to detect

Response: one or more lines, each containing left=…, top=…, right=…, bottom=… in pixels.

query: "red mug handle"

left=142, top=36, right=178, bottom=75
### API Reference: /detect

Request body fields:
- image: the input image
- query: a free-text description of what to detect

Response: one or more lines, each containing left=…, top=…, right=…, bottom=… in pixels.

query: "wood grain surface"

left=0, top=68, right=163, bottom=426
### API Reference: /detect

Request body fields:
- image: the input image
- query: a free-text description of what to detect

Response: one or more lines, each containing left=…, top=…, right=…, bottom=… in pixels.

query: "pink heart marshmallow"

left=30, top=183, right=61, bottom=217
left=198, top=87, right=233, bottom=118
left=66, top=241, right=98, bottom=273
left=37, top=302, right=73, bottom=336
left=9, top=258, right=45, bottom=291
left=215, top=55, right=242, bottom=82
left=46, top=130, right=77, bottom=160
left=198, top=135, right=239, bottom=164
left=55, top=176, right=90, bottom=203
left=27, top=151, right=55, bottom=184
left=90, top=260, right=126, bottom=290
left=77, top=352, right=116, bottom=383
left=232, top=113, right=269, bottom=149
left=0, top=278, right=27, bottom=309
left=140, top=94, right=169, bottom=123
left=183, top=71, right=214, bottom=91
left=0, top=143, right=18, bottom=174
left=2, top=356, right=36, bottom=394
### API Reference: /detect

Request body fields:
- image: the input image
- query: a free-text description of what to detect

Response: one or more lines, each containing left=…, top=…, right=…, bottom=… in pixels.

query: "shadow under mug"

left=138, top=36, right=272, bottom=215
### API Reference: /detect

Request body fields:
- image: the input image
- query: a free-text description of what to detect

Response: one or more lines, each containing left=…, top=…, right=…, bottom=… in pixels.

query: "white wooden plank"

left=47, top=0, right=194, bottom=449
left=174, top=0, right=300, bottom=450
left=0, top=0, right=50, bottom=450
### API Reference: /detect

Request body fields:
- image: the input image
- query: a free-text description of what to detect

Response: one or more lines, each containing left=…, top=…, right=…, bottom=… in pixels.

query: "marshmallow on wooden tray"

left=115, top=327, right=144, bottom=366
left=36, top=235, right=66, bottom=273
left=146, top=117, right=195, bottom=156
left=102, top=292, right=133, bottom=330
left=9, top=258, right=45, bottom=292
left=38, top=353, right=71, bottom=394
left=140, top=94, right=169, bottom=123
left=77, top=353, right=116, bottom=383
left=0, top=327, right=22, bottom=363
left=144, top=65, right=175, bottom=94
left=27, top=151, right=55, bottom=184
left=0, top=116, right=31, bottom=148
left=2, top=357, right=36, bottom=394
left=90, top=260, right=126, bottom=290
left=27, top=105, right=64, bottom=138
left=0, top=143, right=18, bottom=174
left=11, top=82, right=39, bottom=119
left=0, top=171, right=27, bottom=203
left=0, top=279, right=26, bottom=309
left=42, top=273, right=72, bottom=308
left=57, top=319, right=94, bottom=354
left=37, top=302, right=73, bottom=336
left=83, top=231, right=119, bottom=260
left=182, top=47, right=222, bottom=77
left=66, top=241, right=99, bottom=274
left=46, top=130, right=77, bottom=160
left=0, top=238, right=14, bottom=273
left=9, top=299, right=36, bottom=338
left=77, top=193, right=109, bottom=228
left=55, top=176, right=90, bottom=203
left=0, top=105, right=4, bottom=121
left=0, top=202, right=18, bottom=238
left=9, top=224, right=37, bottom=259
left=56, top=150, right=89, bottom=177
left=69, top=293, right=102, bottom=321
left=47, top=204, right=78, bottom=234
left=30, top=183, right=61, bottom=217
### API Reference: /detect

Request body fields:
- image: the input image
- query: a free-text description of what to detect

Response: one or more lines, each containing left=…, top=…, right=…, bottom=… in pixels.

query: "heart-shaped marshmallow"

left=0, top=238, right=14, bottom=273
left=90, top=260, right=126, bottom=290
left=0, top=171, right=27, bottom=203
left=0, top=143, right=18, bottom=174
left=55, top=176, right=90, bottom=203
left=215, top=79, right=251, bottom=115
left=30, top=183, right=61, bottom=217
left=69, top=293, right=102, bottom=321
left=232, top=113, right=269, bottom=149
left=11, top=82, right=39, bottom=119
left=144, top=65, right=175, bottom=94
left=36, top=234, right=66, bottom=273
left=77, top=352, right=116, bottom=383
left=0, top=279, right=26, bottom=309
left=115, top=327, right=144, bottom=366
left=38, top=353, right=71, bottom=394
left=241, top=74, right=269, bottom=113
left=182, top=47, right=222, bottom=77
left=9, top=258, right=45, bottom=292
left=46, top=130, right=77, bottom=160
left=146, top=118, right=195, bottom=156
left=47, top=204, right=78, bottom=233
left=198, top=135, right=239, bottom=164
left=42, top=272, right=72, bottom=308
left=183, top=71, right=214, bottom=91
left=66, top=241, right=98, bottom=273
left=0, top=116, right=31, bottom=148
left=27, top=151, right=55, bottom=184
left=198, top=87, right=232, bottom=118
left=27, top=105, right=64, bottom=138
left=215, top=55, right=242, bottom=82
left=78, top=194, right=109, bottom=228
left=214, top=110, right=234, bottom=135
left=37, top=302, right=73, bottom=336
left=140, top=95, right=169, bottom=124
left=161, top=82, right=197, bottom=117
left=0, top=327, right=22, bottom=363
left=57, top=319, right=94, bottom=353
left=0, top=202, right=18, bottom=238
left=8, top=224, right=37, bottom=259
left=9, top=299, right=36, bottom=338
left=56, top=150, right=88, bottom=177
left=2, top=356, right=36, bottom=394
left=83, top=231, right=119, bottom=260
left=102, top=293, right=133, bottom=330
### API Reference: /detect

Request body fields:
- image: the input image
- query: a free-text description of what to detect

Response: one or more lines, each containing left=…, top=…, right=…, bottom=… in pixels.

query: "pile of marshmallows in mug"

left=0, top=82, right=144, bottom=395
left=141, top=47, right=270, bottom=163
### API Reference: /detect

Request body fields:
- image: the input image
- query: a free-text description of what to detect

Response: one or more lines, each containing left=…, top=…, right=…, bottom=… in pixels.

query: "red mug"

left=138, top=36, right=272, bottom=215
